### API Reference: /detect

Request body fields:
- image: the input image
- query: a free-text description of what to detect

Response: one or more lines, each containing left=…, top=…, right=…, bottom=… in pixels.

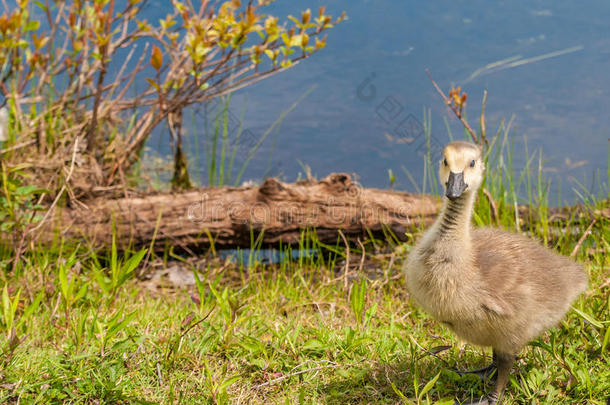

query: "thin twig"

left=156, top=361, right=164, bottom=386
left=570, top=218, right=597, bottom=258
left=254, top=363, right=339, bottom=389
left=356, top=238, right=366, bottom=273
left=11, top=223, right=31, bottom=274
left=180, top=307, right=214, bottom=340
left=482, top=188, right=500, bottom=226
left=409, top=335, right=453, bottom=368
left=0, top=139, right=36, bottom=155
left=480, top=90, right=489, bottom=147
left=425, top=69, right=478, bottom=144
left=375, top=252, right=397, bottom=290
left=140, top=209, right=164, bottom=276
left=338, top=230, right=350, bottom=289
left=165, top=307, right=215, bottom=362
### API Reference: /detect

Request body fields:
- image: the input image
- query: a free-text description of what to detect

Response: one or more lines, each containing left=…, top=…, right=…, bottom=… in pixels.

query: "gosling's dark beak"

left=445, top=171, right=468, bottom=200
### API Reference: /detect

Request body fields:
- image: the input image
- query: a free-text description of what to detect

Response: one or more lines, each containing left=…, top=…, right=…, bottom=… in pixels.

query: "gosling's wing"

left=472, top=227, right=587, bottom=316
left=480, top=295, right=514, bottom=317
left=471, top=228, right=531, bottom=316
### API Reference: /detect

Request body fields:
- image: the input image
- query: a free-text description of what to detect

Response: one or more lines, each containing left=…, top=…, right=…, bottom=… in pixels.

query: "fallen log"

left=46, top=173, right=439, bottom=250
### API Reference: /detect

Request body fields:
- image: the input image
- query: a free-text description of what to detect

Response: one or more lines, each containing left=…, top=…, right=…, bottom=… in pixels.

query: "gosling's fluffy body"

left=404, top=141, right=587, bottom=402
left=406, top=221, right=588, bottom=354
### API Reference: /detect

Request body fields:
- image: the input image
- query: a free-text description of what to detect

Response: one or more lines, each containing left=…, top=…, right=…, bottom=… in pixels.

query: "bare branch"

left=425, top=69, right=478, bottom=144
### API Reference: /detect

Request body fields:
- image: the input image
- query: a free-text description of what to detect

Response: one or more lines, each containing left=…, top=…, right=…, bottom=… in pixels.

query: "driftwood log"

left=46, top=173, right=439, bottom=250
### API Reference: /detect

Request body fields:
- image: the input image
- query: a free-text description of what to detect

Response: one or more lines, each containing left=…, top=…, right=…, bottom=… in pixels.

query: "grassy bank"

left=0, top=133, right=609, bottom=404
left=0, top=204, right=608, bottom=404
left=0, top=224, right=607, bottom=404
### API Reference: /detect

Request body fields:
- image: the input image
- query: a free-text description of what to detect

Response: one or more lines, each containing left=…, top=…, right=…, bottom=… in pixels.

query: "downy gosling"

left=404, top=141, right=587, bottom=405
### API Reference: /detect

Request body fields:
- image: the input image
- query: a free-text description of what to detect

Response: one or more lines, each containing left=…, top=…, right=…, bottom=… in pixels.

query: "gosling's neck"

left=435, top=191, right=476, bottom=241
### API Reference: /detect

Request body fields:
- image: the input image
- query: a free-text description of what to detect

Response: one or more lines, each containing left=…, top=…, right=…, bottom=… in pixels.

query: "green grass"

left=0, top=211, right=607, bottom=404
left=0, top=124, right=608, bottom=404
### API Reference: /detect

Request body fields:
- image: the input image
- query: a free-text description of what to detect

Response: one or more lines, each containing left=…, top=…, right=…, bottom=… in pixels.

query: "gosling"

left=404, top=141, right=587, bottom=405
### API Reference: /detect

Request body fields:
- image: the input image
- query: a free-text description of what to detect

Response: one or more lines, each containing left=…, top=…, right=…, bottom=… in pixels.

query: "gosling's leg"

left=486, top=352, right=514, bottom=404
left=456, top=350, right=498, bottom=381
left=455, top=351, right=515, bottom=405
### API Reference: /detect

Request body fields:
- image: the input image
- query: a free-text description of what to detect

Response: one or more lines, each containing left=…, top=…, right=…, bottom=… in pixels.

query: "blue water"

left=13, top=1, right=609, bottom=202
left=160, top=0, right=608, bottom=203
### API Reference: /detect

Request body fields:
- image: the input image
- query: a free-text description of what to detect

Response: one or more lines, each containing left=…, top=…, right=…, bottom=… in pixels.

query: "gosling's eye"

left=443, top=159, right=448, bottom=167
left=470, top=160, right=476, bottom=168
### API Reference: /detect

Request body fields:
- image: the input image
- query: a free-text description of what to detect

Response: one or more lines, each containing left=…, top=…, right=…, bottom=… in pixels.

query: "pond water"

left=152, top=0, right=606, bottom=204
left=13, top=1, right=610, bottom=203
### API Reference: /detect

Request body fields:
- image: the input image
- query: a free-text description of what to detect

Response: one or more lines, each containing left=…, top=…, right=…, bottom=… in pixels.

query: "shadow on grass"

left=317, top=355, right=491, bottom=405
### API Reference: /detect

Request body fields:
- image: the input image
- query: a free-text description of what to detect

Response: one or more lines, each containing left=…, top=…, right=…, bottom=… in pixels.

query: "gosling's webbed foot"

left=455, top=363, right=497, bottom=381
left=454, top=351, right=512, bottom=405
left=455, top=351, right=498, bottom=381
left=456, top=351, right=513, bottom=405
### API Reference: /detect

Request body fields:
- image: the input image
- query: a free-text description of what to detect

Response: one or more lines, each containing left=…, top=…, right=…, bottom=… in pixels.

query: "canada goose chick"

left=404, top=141, right=588, bottom=405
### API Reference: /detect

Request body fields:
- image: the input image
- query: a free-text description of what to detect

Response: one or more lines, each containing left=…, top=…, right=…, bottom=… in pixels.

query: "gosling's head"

left=439, top=141, right=484, bottom=200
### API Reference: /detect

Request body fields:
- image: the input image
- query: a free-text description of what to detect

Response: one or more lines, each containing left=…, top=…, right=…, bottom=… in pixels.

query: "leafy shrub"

left=0, top=0, right=344, bottom=189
